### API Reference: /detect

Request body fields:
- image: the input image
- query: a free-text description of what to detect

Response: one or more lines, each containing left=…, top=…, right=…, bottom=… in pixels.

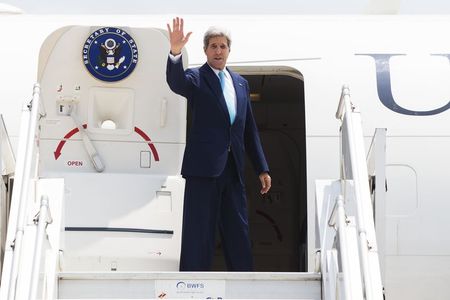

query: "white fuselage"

left=1, top=14, right=450, bottom=299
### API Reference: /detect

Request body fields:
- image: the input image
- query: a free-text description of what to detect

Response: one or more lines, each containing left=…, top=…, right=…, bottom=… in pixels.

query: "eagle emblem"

left=82, top=27, right=138, bottom=82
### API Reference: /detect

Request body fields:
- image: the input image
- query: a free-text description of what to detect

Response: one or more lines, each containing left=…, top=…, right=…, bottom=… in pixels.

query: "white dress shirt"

left=169, top=53, right=237, bottom=117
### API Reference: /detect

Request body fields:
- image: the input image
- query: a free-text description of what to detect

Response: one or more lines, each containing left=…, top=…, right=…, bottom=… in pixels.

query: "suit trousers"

left=179, top=152, right=253, bottom=271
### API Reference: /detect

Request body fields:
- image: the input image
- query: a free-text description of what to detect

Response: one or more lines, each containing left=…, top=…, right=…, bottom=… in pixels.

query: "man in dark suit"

left=166, top=17, right=271, bottom=271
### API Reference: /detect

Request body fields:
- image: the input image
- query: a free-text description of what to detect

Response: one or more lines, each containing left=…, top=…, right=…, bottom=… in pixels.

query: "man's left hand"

left=259, top=172, right=271, bottom=194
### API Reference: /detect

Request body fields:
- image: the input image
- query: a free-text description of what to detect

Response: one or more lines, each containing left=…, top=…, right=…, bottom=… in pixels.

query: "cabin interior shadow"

left=187, top=67, right=307, bottom=272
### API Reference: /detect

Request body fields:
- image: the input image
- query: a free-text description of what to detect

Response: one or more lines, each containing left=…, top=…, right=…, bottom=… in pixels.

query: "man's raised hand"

left=167, top=17, right=192, bottom=56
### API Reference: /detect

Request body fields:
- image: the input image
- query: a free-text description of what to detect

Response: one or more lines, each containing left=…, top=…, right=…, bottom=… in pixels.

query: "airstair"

left=0, top=114, right=15, bottom=279
left=0, top=25, right=384, bottom=299
left=315, top=86, right=385, bottom=300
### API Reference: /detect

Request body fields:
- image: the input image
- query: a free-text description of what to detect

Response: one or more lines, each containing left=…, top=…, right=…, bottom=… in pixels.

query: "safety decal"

left=54, top=125, right=159, bottom=161
left=54, top=124, right=87, bottom=160
left=134, top=126, right=160, bottom=161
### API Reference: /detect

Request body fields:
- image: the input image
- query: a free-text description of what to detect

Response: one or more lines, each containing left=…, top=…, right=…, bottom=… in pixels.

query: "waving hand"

left=167, top=17, right=192, bottom=56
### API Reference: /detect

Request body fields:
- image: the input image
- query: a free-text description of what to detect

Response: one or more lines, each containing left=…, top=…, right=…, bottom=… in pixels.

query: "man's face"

left=204, top=36, right=230, bottom=70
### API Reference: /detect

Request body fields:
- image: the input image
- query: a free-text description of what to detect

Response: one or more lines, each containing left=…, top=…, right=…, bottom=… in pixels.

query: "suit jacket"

left=166, top=56, right=269, bottom=181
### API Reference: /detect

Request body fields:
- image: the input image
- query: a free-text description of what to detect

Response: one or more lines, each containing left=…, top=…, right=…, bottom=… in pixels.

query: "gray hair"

left=203, top=26, right=232, bottom=50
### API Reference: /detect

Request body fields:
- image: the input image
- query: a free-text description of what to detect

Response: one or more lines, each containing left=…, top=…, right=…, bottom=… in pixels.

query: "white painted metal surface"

left=367, top=128, right=387, bottom=280
left=0, top=115, right=14, bottom=280
left=1, top=14, right=450, bottom=299
left=57, top=271, right=321, bottom=299
left=1, top=25, right=189, bottom=299
left=315, top=86, right=384, bottom=299
left=9, top=178, right=64, bottom=299
left=29, top=195, right=52, bottom=300
left=337, top=86, right=383, bottom=299
left=2, top=85, right=42, bottom=300
left=0, top=115, right=15, bottom=177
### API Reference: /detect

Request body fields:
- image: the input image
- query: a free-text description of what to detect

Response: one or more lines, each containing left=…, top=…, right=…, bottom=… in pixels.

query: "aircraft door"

left=37, top=26, right=188, bottom=175
left=34, top=25, right=189, bottom=271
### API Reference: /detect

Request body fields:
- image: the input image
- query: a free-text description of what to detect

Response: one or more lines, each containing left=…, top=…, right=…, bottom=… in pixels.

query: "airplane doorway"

left=210, top=66, right=307, bottom=272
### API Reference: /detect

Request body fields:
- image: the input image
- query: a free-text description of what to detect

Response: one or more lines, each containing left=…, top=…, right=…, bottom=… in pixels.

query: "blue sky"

left=3, top=0, right=450, bottom=14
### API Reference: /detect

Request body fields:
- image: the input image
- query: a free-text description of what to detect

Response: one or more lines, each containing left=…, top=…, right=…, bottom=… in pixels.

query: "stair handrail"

left=0, top=114, right=16, bottom=177
left=366, top=128, right=387, bottom=280
left=28, top=195, right=52, bottom=300
left=335, top=85, right=383, bottom=300
left=0, top=114, right=15, bottom=279
left=0, top=84, right=42, bottom=300
left=327, top=195, right=353, bottom=299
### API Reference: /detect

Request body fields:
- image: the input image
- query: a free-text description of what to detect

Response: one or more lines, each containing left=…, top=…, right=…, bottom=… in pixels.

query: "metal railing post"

left=335, top=85, right=383, bottom=300
left=6, top=84, right=41, bottom=300
left=29, top=196, right=52, bottom=300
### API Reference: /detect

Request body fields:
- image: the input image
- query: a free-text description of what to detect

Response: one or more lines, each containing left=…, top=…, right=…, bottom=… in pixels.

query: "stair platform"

left=58, top=271, right=322, bottom=299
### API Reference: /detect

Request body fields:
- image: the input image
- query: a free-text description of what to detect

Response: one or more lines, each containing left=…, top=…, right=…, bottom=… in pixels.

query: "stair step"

left=58, top=271, right=322, bottom=299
